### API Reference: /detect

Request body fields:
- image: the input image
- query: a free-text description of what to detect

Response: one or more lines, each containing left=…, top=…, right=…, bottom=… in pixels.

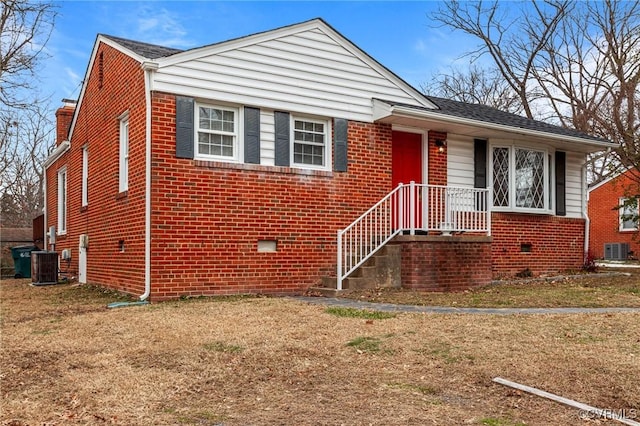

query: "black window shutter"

left=274, top=111, right=290, bottom=167
left=244, top=107, right=260, bottom=164
left=176, top=96, right=194, bottom=159
left=474, top=139, right=487, bottom=188
left=333, top=118, right=348, bottom=172
left=555, top=151, right=566, bottom=216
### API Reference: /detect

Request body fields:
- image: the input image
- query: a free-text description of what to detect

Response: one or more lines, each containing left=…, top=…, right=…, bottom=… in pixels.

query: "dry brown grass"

left=341, top=269, right=640, bottom=308
left=1, top=278, right=639, bottom=425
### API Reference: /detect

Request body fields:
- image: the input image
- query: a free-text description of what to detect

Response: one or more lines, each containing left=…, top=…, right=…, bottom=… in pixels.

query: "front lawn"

left=340, top=269, right=640, bottom=308
left=1, top=278, right=638, bottom=425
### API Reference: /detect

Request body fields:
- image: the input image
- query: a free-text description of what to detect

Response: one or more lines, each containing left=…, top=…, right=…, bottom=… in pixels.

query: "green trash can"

left=11, top=245, right=38, bottom=278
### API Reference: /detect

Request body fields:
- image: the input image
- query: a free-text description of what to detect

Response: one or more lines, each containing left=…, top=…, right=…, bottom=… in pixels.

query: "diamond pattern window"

left=515, top=149, right=544, bottom=209
left=491, top=145, right=549, bottom=212
left=492, top=147, right=510, bottom=207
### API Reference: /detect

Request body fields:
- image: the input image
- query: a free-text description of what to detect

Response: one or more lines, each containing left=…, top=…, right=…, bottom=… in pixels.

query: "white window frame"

left=57, top=167, right=67, bottom=234
left=490, top=143, right=552, bottom=214
left=291, top=116, right=331, bottom=171
left=195, top=103, right=241, bottom=162
left=82, top=146, right=88, bottom=207
left=119, top=114, right=129, bottom=193
left=619, top=197, right=638, bottom=231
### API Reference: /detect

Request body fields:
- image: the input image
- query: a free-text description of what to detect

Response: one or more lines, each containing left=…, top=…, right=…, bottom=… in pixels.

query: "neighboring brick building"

left=588, top=171, right=640, bottom=260
left=43, top=18, right=613, bottom=301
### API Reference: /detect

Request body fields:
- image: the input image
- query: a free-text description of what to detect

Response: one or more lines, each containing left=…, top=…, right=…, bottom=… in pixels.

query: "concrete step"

left=307, top=286, right=342, bottom=298
left=315, top=244, right=401, bottom=294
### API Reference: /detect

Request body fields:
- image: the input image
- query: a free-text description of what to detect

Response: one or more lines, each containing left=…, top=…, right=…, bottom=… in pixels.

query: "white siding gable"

left=153, top=21, right=431, bottom=123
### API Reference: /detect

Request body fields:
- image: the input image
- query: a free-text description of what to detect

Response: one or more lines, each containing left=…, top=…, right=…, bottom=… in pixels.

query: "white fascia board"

left=43, top=140, right=70, bottom=169
left=98, top=36, right=149, bottom=64
left=156, top=19, right=436, bottom=110
left=66, top=35, right=148, bottom=143
left=156, top=20, right=328, bottom=67
left=588, top=175, right=614, bottom=192
left=376, top=101, right=615, bottom=152
left=587, top=168, right=626, bottom=192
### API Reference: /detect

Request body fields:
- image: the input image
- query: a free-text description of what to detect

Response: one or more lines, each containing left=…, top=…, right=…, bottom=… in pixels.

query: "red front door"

left=392, top=131, right=423, bottom=230
left=392, top=131, right=423, bottom=186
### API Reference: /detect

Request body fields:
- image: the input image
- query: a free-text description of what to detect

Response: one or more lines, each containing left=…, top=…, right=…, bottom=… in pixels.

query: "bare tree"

left=0, top=101, right=52, bottom=226
left=421, top=65, right=524, bottom=115
left=533, top=0, right=640, bottom=183
left=0, top=0, right=57, bottom=107
left=430, top=0, right=572, bottom=120
left=428, top=0, right=640, bottom=185
left=0, top=0, right=57, bottom=226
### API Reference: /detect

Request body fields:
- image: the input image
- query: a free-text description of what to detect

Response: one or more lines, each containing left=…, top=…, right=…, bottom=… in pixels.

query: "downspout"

left=43, top=172, right=47, bottom=249
left=582, top=160, right=590, bottom=260
left=141, top=61, right=157, bottom=301
left=108, top=61, right=157, bottom=309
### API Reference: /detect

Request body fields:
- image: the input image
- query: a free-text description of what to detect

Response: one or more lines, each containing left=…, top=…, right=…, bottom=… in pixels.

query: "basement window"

left=257, top=240, right=277, bottom=253
left=520, top=243, right=532, bottom=253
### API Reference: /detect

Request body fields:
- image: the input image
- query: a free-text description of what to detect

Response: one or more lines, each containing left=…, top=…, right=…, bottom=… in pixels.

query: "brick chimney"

left=55, top=99, right=76, bottom=146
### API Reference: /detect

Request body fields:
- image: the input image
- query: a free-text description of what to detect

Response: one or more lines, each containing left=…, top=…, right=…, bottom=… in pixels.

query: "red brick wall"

left=46, top=41, right=147, bottom=295
left=588, top=173, right=640, bottom=259
left=490, top=212, right=585, bottom=277
left=427, top=131, right=447, bottom=185
left=397, top=236, right=492, bottom=291
left=150, top=92, right=394, bottom=300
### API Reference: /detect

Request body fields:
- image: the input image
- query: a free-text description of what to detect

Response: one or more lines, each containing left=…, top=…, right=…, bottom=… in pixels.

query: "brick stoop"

left=308, top=244, right=401, bottom=296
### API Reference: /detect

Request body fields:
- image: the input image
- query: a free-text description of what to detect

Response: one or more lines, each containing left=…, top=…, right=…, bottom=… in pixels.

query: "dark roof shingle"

left=1, top=228, right=33, bottom=243
left=424, top=96, right=610, bottom=143
left=101, top=34, right=183, bottom=59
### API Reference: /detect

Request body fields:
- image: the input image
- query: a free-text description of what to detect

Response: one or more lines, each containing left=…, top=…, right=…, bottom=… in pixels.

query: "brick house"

left=588, top=170, right=640, bottom=260
left=44, top=18, right=613, bottom=301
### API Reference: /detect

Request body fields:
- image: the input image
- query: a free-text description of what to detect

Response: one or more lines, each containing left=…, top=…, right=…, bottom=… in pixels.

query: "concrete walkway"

left=293, top=296, right=640, bottom=315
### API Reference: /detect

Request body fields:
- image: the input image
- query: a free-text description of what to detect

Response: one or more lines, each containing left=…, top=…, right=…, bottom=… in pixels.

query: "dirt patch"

left=1, top=278, right=639, bottom=425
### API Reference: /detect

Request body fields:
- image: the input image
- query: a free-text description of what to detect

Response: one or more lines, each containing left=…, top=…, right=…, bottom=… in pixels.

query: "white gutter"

left=42, top=140, right=71, bottom=250
left=43, top=140, right=70, bottom=169
left=140, top=61, right=158, bottom=301
left=376, top=101, right=614, bottom=150
left=43, top=172, right=47, bottom=249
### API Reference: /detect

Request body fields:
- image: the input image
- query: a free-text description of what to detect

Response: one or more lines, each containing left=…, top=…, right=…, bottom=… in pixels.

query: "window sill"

left=492, top=208, right=553, bottom=216
left=194, top=159, right=334, bottom=178
left=619, top=229, right=638, bottom=233
left=116, top=191, right=128, bottom=200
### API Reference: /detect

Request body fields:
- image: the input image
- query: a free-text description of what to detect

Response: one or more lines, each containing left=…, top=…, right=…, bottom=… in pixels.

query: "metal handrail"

left=337, top=182, right=490, bottom=290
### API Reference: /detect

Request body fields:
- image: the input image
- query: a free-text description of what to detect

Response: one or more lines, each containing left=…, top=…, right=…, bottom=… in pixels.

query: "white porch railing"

left=337, top=182, right=491, bottom=290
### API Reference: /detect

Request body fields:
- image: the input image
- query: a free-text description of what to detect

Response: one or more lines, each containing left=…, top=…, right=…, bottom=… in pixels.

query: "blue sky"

left=43, top=1, right=478, bottom=106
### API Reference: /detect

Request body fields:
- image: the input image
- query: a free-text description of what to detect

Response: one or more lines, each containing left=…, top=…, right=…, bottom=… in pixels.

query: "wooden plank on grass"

left=493, top=377, right=640, bottom=426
